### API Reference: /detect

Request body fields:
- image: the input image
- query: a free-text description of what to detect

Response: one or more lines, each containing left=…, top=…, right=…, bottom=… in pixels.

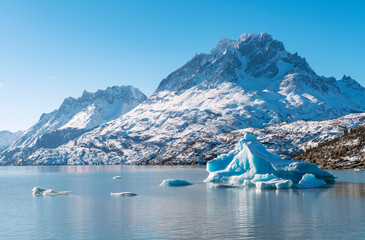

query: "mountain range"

left=0, top=85, right=146, bottom=165
left=1, top=33, right=364, bottom=166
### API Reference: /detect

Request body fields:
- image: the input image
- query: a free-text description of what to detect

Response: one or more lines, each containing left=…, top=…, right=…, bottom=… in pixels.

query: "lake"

left=0, top=166, right=364, bottom=239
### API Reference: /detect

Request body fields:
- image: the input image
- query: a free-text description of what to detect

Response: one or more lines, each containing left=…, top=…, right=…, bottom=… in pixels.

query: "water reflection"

left=206, top=183, right=365, bottom=239
left=1, top=166, right=365, bottom=239
left=332, top=182, right=365, bottom=198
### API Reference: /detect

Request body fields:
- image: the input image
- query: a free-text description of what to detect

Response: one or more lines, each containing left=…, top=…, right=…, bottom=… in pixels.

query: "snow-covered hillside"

left=17, top=112, right=365, bottom=166
left=142, top=112, right=365, bottom=165
left=1, top=33, right=365, bottom=166
left=0, top=131, right=22, bottom=151
left=0, top=86, right=146, bottom=164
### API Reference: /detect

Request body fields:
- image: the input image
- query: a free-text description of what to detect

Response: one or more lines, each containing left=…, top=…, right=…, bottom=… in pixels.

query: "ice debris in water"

left=110, top=192, right=137, bottom=197
left=43, top=189, right=69, bottom=196
left=32, top=187, right=47, bottom=196
left=204, top=133, right=335, bottom=189
left=112, top=176, right=122, bottom=179
left=32, top=187, right=70, bottom=196
left=160, top=179, right=193, bottom=186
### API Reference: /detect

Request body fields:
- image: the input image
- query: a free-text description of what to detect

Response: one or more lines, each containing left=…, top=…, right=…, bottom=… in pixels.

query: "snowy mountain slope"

left=2, top=32, right=365, bottom=165
left=138, top=113, right=365, bottom=166
left=21, top=112, right=365, bottom=166
left=0, top=130, right=22, bottom=152
left=0, top=86, right=146, bottom=164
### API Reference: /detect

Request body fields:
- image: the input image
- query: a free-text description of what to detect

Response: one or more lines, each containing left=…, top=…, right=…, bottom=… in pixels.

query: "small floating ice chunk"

left=297, top=174, right=326, bottom=189
left=112, top=176, right=122, bottom=179
left=32, top=187, right=47, bottom=196
left=32, top=187, right=69, bottom=196
left=43, top=189, right=70, bottom=196
left=160, top=179, right=192, bottom=186
left=110, top=192, right=137, bottom=197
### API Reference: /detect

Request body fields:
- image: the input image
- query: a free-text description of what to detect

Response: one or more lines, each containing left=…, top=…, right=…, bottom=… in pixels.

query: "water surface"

left=0, top=166, right=364, bottom=239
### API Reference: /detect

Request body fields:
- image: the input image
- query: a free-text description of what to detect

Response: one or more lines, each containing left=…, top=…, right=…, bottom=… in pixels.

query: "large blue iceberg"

left=204, top=134, right=335, bottom=189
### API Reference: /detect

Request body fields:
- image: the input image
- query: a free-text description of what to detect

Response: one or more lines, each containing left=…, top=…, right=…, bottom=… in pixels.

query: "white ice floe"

left=32, top=186, right=70, bottom=196
left=43, top=189, right=70, bottom=196
left=32, top=187, right=46, bottom=196
left=110, top=192, right=137, bottom=197
left=204, top=133, right=335, bottom=189
left=160, top=179, right=193, bottom=186
left=112, top=176, right=122, bottom=179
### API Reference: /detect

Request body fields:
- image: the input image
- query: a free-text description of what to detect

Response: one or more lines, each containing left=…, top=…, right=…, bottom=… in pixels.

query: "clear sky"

left=0, top=0, right=364, bottom=131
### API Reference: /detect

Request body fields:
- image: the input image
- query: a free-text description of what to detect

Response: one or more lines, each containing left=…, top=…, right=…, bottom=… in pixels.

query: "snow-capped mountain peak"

left=156, top=33, right=320, bottom=94
left=1, top=33, right=364, bottom=166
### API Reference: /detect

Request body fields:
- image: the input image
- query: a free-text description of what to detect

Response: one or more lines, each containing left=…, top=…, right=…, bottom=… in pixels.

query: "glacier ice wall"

left=204, top=133, right=335, bottom=188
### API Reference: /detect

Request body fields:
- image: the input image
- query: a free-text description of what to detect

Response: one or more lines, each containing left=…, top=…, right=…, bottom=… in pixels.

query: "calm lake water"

left=0, top=166, right=364, bottom=239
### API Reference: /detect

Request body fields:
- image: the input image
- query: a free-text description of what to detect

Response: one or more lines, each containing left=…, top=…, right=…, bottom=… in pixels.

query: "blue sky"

left=0, top=0, right=364, bottom=131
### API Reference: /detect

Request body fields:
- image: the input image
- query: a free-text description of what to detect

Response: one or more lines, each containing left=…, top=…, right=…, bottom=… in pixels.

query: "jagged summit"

left=339, top=75, right=364, bottom=90
left=238, top=32, right=272, bottom=42
left=156, top=33, right=317, bottom=93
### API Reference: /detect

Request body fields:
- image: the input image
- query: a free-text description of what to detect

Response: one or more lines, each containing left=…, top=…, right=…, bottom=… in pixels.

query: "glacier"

left=204, top=133, right=335, bottom=188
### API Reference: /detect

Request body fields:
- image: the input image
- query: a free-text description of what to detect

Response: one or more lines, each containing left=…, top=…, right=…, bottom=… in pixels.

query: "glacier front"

left=204, top=133, right=335, bottom=188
